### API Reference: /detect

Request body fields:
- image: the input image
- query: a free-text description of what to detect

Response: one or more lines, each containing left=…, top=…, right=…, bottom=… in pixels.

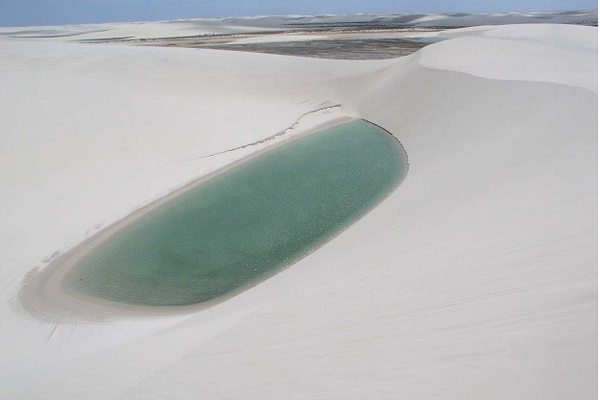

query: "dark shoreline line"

left=186, top=103, right=342, bottom=160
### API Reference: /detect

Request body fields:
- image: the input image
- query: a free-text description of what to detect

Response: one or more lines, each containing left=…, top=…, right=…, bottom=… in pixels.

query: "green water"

left=67, top=120, right=407, bottom=307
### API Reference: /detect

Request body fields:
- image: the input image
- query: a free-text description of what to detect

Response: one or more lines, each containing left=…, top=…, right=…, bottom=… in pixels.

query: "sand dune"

left=0, top=21, right=597, bottom=399
left=0, top=11, right=596, bottom=41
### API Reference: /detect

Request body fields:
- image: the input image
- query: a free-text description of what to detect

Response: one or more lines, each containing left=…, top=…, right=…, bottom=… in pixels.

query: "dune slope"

left=0, top=23, right=597, bottom=399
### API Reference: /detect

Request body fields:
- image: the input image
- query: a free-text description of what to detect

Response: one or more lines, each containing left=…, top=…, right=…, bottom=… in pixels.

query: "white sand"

left=0, top=19, right=282, bottom=40
left=409, top=10, right=597, bottom=26
left=1, top=11, right=595, bottom=41
left=0, top=22, right=597, bottom=399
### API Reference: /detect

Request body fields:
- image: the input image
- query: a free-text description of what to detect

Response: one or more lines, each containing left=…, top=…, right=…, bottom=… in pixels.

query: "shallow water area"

left=199, top=38, right=430, bottom=59
left=62, top=120, right=407, bottom=308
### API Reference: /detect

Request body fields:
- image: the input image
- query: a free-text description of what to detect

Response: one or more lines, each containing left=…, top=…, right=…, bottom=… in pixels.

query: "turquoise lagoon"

left=67, top=120, right=407, bottom=307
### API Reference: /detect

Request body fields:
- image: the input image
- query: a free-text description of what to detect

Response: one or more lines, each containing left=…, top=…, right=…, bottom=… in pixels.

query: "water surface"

left=67, top=120, right=407, bottom=307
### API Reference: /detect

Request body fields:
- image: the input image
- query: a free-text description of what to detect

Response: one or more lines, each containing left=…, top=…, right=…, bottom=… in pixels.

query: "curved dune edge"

left=19, top=117, right=409, bottom=322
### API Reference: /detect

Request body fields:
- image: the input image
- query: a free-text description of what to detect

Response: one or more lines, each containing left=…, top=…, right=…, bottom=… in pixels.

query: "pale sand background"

left=0, top=18, right=597, bottom=399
